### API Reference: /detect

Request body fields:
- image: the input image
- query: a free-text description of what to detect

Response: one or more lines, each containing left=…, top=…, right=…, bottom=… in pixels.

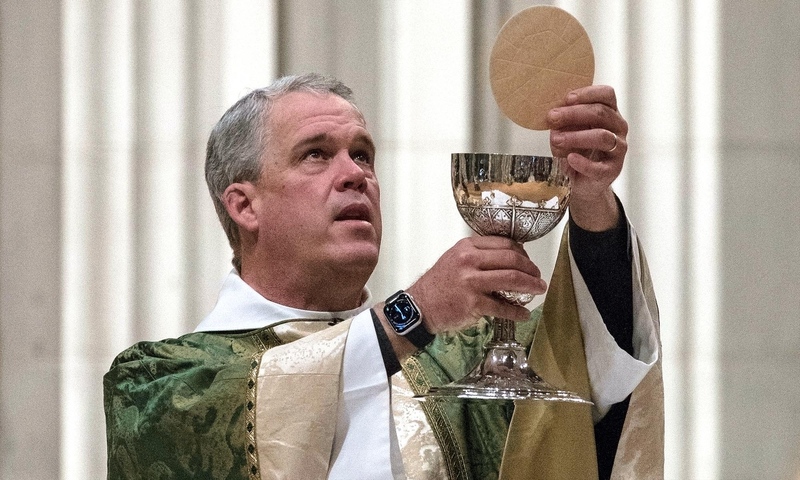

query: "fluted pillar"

left=716, top=1, right=800, bottom=478
left=0, top=1, right=63, bottom=478
left=371, top=0, right=473, bottom=295
left=59, top=1, right=276, bottom=477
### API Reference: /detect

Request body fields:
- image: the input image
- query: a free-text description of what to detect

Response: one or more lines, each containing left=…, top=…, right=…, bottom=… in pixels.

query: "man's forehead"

left=271, top=91, right=366, bottom=128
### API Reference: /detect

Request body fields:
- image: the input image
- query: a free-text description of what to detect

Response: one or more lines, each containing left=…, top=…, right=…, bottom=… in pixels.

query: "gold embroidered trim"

left=402, top=356, right=471, bottom=480
left=245, top=334, right=268, bottom=480
left=258, top=326, right=284, bottom=348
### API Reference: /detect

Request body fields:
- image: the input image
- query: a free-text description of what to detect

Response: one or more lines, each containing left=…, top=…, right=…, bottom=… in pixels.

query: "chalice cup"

left=422, top=153, right=591, bottom=403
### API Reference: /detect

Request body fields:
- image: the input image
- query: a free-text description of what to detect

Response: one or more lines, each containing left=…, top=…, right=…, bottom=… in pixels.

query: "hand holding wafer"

left=489, top=6, right=626, bottom=231
left=548, top=85, right=628, bottom=227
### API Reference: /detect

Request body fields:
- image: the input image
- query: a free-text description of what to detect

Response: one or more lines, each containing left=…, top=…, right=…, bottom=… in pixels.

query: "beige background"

left=1, top=1, right=798, bottom=479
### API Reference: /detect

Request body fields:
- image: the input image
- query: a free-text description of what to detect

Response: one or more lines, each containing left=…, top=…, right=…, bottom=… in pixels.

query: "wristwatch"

left=383, top=290, right=435, bottom=349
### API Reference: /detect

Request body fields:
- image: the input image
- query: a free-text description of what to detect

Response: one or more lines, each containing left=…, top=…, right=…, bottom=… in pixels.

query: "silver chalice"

left=421, top=153, right=591, bottom=403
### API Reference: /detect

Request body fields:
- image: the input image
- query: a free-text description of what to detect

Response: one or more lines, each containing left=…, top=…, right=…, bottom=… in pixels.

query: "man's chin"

left=333, top=244, right=380, bottom=273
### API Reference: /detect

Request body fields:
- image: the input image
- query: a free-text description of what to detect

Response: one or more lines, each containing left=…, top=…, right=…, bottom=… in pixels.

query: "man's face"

left=251, top=91, right=382, bottom=281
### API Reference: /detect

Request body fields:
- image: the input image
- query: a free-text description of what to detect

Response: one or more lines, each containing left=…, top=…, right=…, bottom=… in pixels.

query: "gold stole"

left=499, top=229, right=664, bottom=479
left=609, top=239, right=664, bottom=479
left=254, top=319, right=352, bottom=479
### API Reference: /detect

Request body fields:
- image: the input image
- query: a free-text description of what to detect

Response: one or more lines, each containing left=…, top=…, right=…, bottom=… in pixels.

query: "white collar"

left=194, top=270, right=373, bottom=332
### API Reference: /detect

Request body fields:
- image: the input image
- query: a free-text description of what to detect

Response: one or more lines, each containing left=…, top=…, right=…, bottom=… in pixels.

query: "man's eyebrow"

left=291, top=132, right=376, bottom=153
left=292, top=133, right=328, bottom=152
left=354, top=133, right=377, bottom=153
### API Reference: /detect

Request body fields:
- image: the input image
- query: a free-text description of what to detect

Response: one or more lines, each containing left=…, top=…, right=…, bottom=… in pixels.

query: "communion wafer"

left=490, top=5, right=594, bottom=130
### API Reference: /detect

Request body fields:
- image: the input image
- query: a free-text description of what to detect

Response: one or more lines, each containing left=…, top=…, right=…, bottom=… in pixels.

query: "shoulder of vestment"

left=104, top=329, right=278, bottom=479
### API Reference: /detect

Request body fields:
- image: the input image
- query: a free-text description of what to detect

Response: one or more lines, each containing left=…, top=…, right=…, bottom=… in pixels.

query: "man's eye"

left=305, top=149, right=324, bottom=160
left=352, top=151, right=373, bottom=165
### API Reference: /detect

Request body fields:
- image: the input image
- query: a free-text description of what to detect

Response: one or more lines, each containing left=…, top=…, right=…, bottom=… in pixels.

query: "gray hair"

left=205, top=73, right=360, bottom=272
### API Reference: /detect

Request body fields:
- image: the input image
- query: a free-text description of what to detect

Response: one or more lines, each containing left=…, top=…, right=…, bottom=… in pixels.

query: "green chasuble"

left=103, top=316, right=538, bottom=480
left=104, top=316, right=532, bottom=479
left=104, top=328, right=279, bottom=479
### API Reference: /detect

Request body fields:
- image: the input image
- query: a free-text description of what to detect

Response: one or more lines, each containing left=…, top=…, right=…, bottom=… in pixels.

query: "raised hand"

left=547, top=85, right=628, bottom=231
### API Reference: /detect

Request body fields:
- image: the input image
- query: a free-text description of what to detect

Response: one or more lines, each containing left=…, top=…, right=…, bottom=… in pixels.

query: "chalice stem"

left=492, top=317, right=517, bottom=343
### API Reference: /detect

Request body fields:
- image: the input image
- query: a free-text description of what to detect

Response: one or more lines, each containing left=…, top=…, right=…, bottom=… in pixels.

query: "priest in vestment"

left=104, top=73, right=663, bottom=479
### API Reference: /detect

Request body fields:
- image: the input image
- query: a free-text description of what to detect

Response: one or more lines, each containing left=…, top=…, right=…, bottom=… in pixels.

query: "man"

left=104, top=73, right=662, bottom=479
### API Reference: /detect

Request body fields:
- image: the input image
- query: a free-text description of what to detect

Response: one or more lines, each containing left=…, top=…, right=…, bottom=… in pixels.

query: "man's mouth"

left=335, top=203, right=371, bottom=222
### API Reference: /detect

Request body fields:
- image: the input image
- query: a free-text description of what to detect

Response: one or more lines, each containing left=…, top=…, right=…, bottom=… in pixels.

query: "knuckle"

left=459, top=270, right=480, bottom=289
left=452, top=238, right=470, bottom=252
left=592, top=103, right=610, bottom=122
left=458, top=249, right=479, bottom=266
left=620, top=118, right=629, bottom=136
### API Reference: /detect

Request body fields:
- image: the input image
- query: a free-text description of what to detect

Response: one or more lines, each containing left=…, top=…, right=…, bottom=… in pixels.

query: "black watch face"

left=385, top=294, right=419, bottom=334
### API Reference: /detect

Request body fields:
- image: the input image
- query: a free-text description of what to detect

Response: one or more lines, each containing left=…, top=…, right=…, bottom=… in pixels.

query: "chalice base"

left=419, top=341, right=592, bottom=404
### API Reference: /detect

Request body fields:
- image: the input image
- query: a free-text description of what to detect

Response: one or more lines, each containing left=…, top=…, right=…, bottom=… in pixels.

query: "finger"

left=480, top=299, right=534, bottom=323
left=551, top=128, right=627, bottom=157
left=472, top=249, right=541, bottom=278
left=465, top=269, right=548, bottom=302
left=567, top=151, right=623, bottom=181
left=466, top=235, right=527, bottom=253
left=451, top=248, right=544, bottom=290
left=465, top=292, right=535, bottom=323
left=547, top=103, right=628, bottom=135
left=456, top=237, right=534, bottom=272
left=564, top=84, right=618, bottom=111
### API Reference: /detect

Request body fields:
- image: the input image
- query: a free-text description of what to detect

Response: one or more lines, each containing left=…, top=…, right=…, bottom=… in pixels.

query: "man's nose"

left=335, top=153, right=367, bottom=192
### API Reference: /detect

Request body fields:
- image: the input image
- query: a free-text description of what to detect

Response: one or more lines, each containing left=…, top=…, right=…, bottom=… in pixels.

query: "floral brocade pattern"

left=104, top=329, right=281, bottom=479
left=456, top=204, right=564, bottom=242
left=391, top=373, right=450, bottom=479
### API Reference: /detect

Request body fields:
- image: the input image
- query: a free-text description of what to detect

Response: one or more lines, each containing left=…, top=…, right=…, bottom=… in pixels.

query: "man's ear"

left=222, top=182, right=259, bottom=233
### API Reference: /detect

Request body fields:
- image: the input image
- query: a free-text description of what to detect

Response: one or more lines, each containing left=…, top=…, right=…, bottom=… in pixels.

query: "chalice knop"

left=421, top=153, right=591, bottom=403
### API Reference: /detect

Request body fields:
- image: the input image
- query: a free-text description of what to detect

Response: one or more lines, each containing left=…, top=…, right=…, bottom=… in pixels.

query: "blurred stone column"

left=371, top=0, right=473, bottom=297
left=58, top=1, right=275, bottom=477
left=0, top=2, right=63, bottom=478
left=716, top=1, right=800, bottom=478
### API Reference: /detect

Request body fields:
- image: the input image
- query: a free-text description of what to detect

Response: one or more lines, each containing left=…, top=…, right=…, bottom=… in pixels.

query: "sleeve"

left=103, top=339, right=254, bottom=479
left=371, top=309, right=403, bottom=376
left=569, top=211, right=633, bottom=356
left=568, top=207, right=659, bottom=422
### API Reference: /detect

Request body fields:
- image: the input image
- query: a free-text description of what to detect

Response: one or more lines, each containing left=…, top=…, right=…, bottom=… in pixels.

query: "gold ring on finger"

left=608, top=132, right=619, bottom=153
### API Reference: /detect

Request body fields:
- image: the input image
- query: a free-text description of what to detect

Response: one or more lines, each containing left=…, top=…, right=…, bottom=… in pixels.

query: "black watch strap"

left=404, top=321, right=435, bottom=349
